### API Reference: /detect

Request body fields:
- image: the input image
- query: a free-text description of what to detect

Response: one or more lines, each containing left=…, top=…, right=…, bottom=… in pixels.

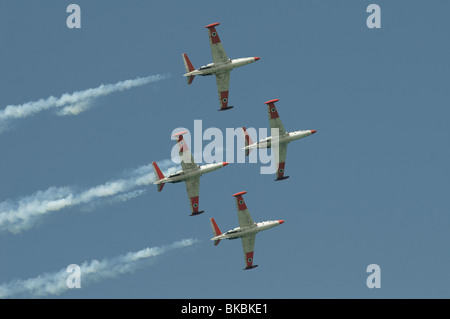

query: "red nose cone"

left=222, top=162, right=229, bottom=167
left=279, top=220, right=285, bottom=225
left=310, top=130, right=317, bottom=134
left=254, top=57, right=260, bottom=61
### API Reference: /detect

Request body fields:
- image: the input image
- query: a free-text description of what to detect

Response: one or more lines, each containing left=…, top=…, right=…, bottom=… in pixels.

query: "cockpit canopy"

left=199, top=63, right=214, bottom=71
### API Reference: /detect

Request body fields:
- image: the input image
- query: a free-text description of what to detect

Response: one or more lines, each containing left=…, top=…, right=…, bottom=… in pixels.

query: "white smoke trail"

left=0, top=159, right=180, bottom=234
left=0, top=238, right=199, bottom=298
left=80, top=189, right=147, bottom=213
left=0, top=74, right=170, bottom=132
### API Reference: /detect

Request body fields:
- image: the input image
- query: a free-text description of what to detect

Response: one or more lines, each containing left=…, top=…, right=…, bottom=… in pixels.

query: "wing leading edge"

left=232, top=191, right=258, bottom=270
left=215, top=72, right=232, bottom=111
left=241, top=234, right=257, bottom=270
left=205, top=23, right=233, bottom=111
left=204, top=23, right=229, bottom=64
left=264, top=99, right=290, bottom=181
left=185, top=177, right=204, bottom=216
left=173, top=131, right=204, bottom=216
left=265, top=99, right=286, bottom=136
left=174, top=131, right=197, bottom=171
left=232, top=191, right=254, bottom=228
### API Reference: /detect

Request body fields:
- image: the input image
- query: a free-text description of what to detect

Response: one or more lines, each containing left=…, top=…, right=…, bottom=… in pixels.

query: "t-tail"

left=182, top=53, right=196, bottom=85
left=151, top=161, right=165, bottom=192
left=241, top=127, right=254, bottom=156
left=210, top=218, right=222, bottom=246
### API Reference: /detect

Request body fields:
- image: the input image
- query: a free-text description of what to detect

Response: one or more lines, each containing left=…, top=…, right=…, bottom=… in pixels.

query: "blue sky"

left=0, top=0, right=449, bottom=298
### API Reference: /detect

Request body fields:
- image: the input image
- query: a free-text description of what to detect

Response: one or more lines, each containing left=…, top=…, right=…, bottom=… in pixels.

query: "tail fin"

left=241, top=127, right=254, bottom=156
left=151, top=161, right=165, bottom=192
left=182, top=53, right=196, bottom=85
left=186, top=75, right=195, bottom=85
left=210, top=218, right=222, bottom=246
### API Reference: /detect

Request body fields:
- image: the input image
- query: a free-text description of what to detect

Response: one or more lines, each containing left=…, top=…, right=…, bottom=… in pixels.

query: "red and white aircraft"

left=152, top=131, right=228, bottom=216
left=182, top=22, right=260, bottom=111
left=210, top=191, right=285, bottom=270
left=242, top=99, right=317, bottom=181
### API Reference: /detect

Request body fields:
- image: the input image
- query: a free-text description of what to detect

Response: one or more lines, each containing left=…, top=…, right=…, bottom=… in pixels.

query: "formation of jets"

left=153, top=23, right=317, bottom=270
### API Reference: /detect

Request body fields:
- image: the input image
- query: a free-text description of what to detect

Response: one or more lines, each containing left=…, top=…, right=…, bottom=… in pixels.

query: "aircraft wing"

left=265, top=99, right=286, bottom=136
left=215, top=71, right=231, bottom=110
left=185, top=177, right=203, bottom=215
left=205, top=23, right=229, bottom=64
left=174, top=131, right=198, bottom=171
left=241, top=234, right=257, bottom=269
left=274, top=142, right=288, bottom=180
left=232, top=191, right=254, bottom=228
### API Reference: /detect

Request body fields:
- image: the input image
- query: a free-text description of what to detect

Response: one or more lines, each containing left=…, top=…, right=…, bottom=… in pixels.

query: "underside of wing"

left=274, top=142, right=289, bottom=181
left=215, top=72, right=232, bottom=110
left=205, top=23, right=229, bottom=64
left=211, top=43, right=229, bottom=64
left=174, top=131, right=198, bottom=171
left=241, top=234, right=257, bottom=270
left=265, top=99, right=286, bottom=136
left=185, top=177, right=203, bottom=216
left=232, top=191, right=254, bottom=228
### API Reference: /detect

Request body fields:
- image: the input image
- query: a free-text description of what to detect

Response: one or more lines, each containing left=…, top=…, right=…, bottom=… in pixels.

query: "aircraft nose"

left=222, top=162, right=229, bottom=167
left=254, top=57, right=260, bottom=61
left=278, top=220, right=285, bottom=225
left=310, top=130, right=317, bottom=134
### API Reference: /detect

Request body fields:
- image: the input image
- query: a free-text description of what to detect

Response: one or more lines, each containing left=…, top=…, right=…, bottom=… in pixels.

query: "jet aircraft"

left=210, top=191, right=284, bottom=270
left=152, top=131, right=228, bottom=216
left=182, top=22, right=260, bottom=111
left=242, top=99, right=317, bottom=181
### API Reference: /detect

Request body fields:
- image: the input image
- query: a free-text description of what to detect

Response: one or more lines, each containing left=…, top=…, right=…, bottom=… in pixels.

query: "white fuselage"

left=245, top=130, right=314, bottom=151
left=158, top=162, right=226, bottom=184
left=212, top=220, right=283, bottom=241
left=184, top=57, right=257, bottom=77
